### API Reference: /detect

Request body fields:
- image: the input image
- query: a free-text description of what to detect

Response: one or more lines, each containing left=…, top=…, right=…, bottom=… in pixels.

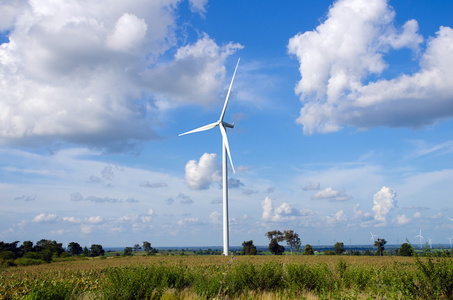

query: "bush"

left=14, top=257, right=47, bottom=266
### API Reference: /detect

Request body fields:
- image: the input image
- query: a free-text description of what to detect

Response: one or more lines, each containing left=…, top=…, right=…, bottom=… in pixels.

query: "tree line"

left=241, top=232, right=418, bottom=257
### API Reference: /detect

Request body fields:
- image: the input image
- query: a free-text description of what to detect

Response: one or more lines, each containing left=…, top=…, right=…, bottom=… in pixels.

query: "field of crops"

left=1, top=253, right=453, bottom=299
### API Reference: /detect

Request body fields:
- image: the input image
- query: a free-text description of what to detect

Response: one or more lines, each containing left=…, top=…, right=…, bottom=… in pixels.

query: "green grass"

left=2, top=253, right=453, bottom=299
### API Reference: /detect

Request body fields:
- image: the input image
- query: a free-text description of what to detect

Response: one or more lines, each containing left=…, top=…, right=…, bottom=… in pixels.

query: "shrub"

left=14, top=258, right=47, bottom=266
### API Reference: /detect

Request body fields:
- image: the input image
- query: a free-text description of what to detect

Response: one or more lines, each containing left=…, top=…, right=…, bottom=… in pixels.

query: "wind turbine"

left=428, top=237, right=433, bottom=249
left=415, top=229, right=424, bottom=249
left=448, top=237, right=452, bottom=249
left=179, top=59, right=240, bottom=256
left=370, top=232, right=377, bottom=242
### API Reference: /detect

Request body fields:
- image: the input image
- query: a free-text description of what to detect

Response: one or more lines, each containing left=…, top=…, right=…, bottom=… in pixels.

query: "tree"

left=303, top=244, right=314, bottom=255
left=82, top=246, right=89, bottom=256
left=35, top=239, right=64, bottom=257
left=283, top=230, right=301, bottom=254
left=398, top=243, right=414, bottom=256
left=268, top=238, right=285, bottom=255
left=90, top=244, right=105, bottom=257
left=143, top=241, right=155, bottom=255
left=374, top=238, right=387, bottom=256
left=123, top=247, right=133, bottom=256
left=241, top=240, right=257, bottom=255
left=265, top=230, right=284, bottom=242
left=334, top=242, right=345, bottom=255
left=266, top=230, right=285, bottom=255
left=19, top=241, right=34, bottom=256
left=133, top=244, right=141, bottom=252
left=68, top=242, right=83, bottom=256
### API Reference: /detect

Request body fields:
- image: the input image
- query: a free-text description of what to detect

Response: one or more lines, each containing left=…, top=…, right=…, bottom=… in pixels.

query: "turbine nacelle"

left=223, top=122, right=234, bottom=129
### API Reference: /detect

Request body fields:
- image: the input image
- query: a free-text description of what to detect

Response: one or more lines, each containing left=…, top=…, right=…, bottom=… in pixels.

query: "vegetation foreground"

left=1, top=253, right=453, bottom=299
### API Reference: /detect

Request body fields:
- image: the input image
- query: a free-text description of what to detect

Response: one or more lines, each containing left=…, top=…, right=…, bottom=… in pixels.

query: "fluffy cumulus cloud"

left=261, top=197, right=313, bottom=223
left=288, top=0, right=453, bottom=134
left=372, top=186, right=397, bottom=224
left=0, top=1, right=241, bottom=150
left=32, top=213, right=57, bottom=223
left=326, top=210, right=347, bottom=226
left=185, top=153, right=221, bottom=190
left=209, top=211, right=221, bottom=224
left=396, top=214, right=411, bottom=225
left=311, top=187, right=352, bottom=201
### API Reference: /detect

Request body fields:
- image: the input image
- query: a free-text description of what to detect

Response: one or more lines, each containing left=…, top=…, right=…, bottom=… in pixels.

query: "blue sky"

left=1, top=0, right=453, bottom=249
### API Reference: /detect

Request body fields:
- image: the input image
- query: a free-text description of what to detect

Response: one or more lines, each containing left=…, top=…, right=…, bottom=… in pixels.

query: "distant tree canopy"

left=0, top=240, right=65, bottom=263
left=283, top=230, right=301, bottom=254
left=142, top=241, right=158, bottom=255
left=266, top=230, right=285, bottom=255
left=398, top=243, right=414, bottom=256
left=241, top=240, right=257, bottom=255
left=374, top=238, right=387, bottom=256
left=334, top=242, right=345, bottom=255
left=90, top=244, right=105, bottom=257
left=268, top=239, right=285, bottom=255
left=304, top=244, right=314, bottom=255
left=68, top=242, right=83, bottom=256
left=123, top=247, right=133, bottom=256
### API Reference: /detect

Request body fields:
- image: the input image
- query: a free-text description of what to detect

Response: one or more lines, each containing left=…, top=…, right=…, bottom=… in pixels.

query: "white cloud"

left=86, top=216, right=103, bottom=224
left=326, top=210, right=347, bottom=225
left=62, top=216, right=81, bottom=223
left=262, top=196, right=274, bottom=221
left=288, top=0, right=453, bottom=134
left=209, top=211, right=221, bottom=224
left=352, top=203, right=372, bottom=220
left=177, top=217, right=202, bottom=226
left=0, top=1, right=240, bottom=150
left=176, top=193, right=193, bottom=204
left=32, top=213, right=57, bottom=223
left=261, top=197, right=314, bottom=223
left=312, top=187, right=352, bottom=201
left=372, top=186, right=397, bottom=224
left=303, top=182, right=320, bottom=191
left=140, top=181, right=167, bottom=188
left=185, top=153, right=220, bottom=190
left=106, top=13, right=147, bottom=53
left=413, top=211, right=422, bottom=218
left=146, top=34, right=243, bottom=107
left=188, top=0, right=208, bottom=15
left=396, top=214, right=411, bottom=225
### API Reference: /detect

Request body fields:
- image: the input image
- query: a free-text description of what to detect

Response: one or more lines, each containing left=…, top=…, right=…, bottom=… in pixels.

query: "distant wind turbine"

left=370, top=232, right=377, bottom=242
left=428, top=237, right=433, bottom=249
left=179, top=59, right=240, bottom=256
left=415, top=229, right=424, bottom=249
left=448, top=237, right=453, bottom=249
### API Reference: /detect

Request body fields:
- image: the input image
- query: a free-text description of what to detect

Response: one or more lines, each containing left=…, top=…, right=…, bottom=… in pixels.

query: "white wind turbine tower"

left=415, top=229, right=424, bottom=249
left=448, top=237, right=453, bottom=249
left=428, top=237, right=433, bottom=249
left=179, top=59, right=240, bottom=256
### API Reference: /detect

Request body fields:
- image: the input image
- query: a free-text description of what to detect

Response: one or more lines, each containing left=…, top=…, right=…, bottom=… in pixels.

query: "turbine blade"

left=219, top=124, right=235, bottom=173
left=179, top=122, right=219, bottom=136
left=219, top=58, right=240, bottom=122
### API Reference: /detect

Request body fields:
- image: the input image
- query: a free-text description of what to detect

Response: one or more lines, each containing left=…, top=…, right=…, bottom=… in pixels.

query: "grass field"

left=1, top=253, right=453, bottom=299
